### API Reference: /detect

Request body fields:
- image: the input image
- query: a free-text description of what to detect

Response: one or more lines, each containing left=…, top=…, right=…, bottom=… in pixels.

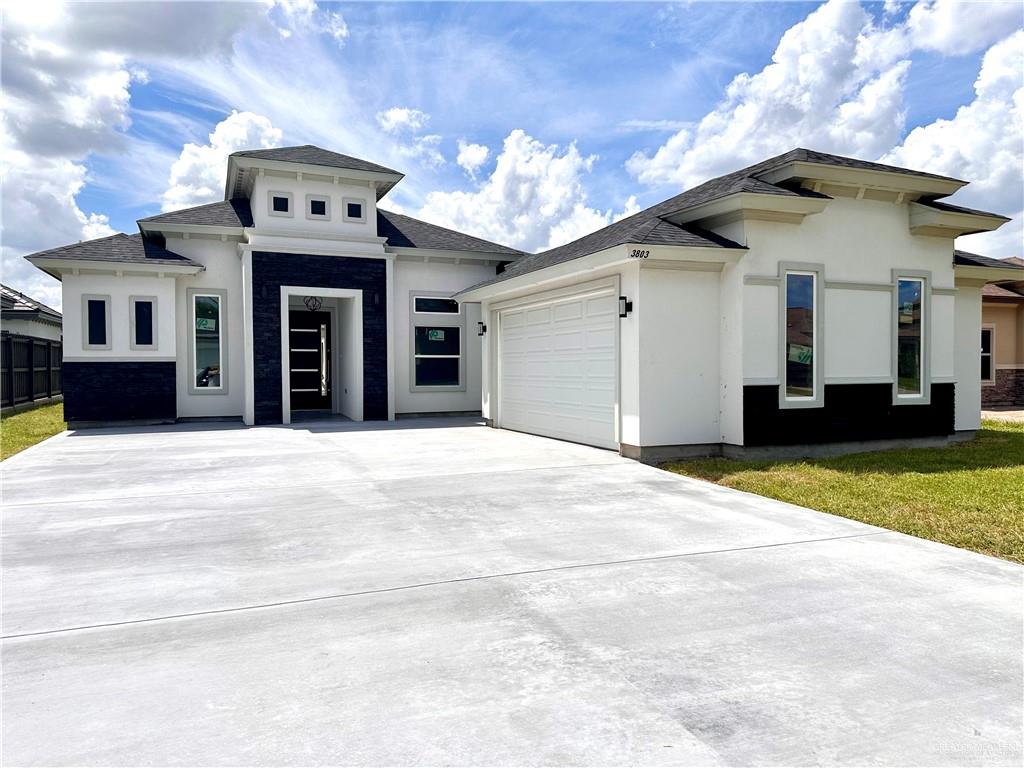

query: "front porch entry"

left=280, top=286, right=364, bottom=425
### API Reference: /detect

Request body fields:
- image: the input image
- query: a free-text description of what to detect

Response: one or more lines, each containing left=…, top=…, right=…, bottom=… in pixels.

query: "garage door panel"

left=499, top=286, right=618, bottom=450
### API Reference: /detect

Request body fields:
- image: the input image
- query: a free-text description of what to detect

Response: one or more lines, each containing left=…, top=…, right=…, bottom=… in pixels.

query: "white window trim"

left=268, top=190, right=294, bottom=218
left=409, top=290, right=465, bottom=393
left=981, top=324, right=996, bottom=385
left=342, top=197, right=367, bottom=223
left=777, top=262, right=824, bottom=409
left=187, top=288, right=228, bottom=396
left=81, top=294, right=111, bottom=351
left=305, top=194, right=331, bottom=221
left=129, top=295, right=158, bottom=351
left=892, top=269, right=931, bottom=405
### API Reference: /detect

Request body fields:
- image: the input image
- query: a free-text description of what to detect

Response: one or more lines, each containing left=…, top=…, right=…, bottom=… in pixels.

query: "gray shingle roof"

left=458, top=148, right=977, bottom=294
left=377, top=210, right=524, bottom=257
left=139, top=199, right=253, bottom=228
left=954, top=250, right=1024, bottom=270
left=231, top=145, right=401, bottom=176
left=25, top=233, right=203, bottom=268
left=0, top=283, right=61, bottom=321
left=918, top=198, right=1010, bottom=219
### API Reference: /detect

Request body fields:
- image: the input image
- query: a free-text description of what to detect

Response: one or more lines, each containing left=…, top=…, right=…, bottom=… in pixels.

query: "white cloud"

left=625, top=0, right=1021, bottom=190
left=376, top=107, right=430, bottom=134
left=395, top=134, right=445, bottom=169
left=324, top=12, right=349, bottom=44
left=906, top=0, right=1022, bottom=55
left=455, top=140, right=489, bottom=176
left=884, top=30, right=1024, bottom=257
left=617, top=119, right=691, bottom=133
left=162, top=111, right=283, bottom=211
left=417, top=129, right=637, bottom=253
left=626, top=0, right=914, bottom=188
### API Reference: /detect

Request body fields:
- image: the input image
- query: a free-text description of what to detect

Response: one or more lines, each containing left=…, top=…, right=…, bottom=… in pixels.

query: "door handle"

left=320, top=323, right=328, bottom=397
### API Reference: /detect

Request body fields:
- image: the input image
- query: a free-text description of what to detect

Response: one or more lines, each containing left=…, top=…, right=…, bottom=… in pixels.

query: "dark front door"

left=289, top=310, right=331, bottom=410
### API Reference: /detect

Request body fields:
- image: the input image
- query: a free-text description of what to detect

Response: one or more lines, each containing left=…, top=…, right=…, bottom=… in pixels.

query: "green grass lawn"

left=663, top=420, right=1024, bottom=564
left=1, top=403, right=66, bottom=461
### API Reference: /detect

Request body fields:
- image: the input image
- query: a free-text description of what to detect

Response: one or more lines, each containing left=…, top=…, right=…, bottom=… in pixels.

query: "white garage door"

left=498, top=284, right=618, bottom=449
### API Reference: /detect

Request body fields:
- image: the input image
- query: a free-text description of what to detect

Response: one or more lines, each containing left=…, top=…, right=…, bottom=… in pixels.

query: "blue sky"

left=3, top=1, right=1022, bottom=308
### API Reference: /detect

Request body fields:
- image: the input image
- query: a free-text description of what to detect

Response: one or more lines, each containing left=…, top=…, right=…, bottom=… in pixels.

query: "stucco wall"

left=167, top=236, right=246, bottom=419
left=393, top=258, right=496, bottom=414
left=250, top=174, right=378, bottom=239
left=61, top=273, right=177, bottom=359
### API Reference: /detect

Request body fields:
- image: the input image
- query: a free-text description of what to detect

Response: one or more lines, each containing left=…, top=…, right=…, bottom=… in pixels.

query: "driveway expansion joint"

left=2, top=530, right=886, bottom=641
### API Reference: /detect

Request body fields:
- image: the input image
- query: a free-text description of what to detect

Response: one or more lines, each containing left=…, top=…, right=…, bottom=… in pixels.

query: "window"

left=130, top=296, right=157, bottom=350
left=896, top=277, right=925, bottom=397
left=414, top=326, right=461, bottom=386
left=191, top=291, right=225, bottom=392
left=414, top=297, right=459, bottom=314
left=306, top=194, right=330, bottom=220
left=981, top=327, right=994, bottom=384
left=82, top=295, right=110, bottom=350
left=268, top=191, right=293, bottom=217
left=410, top=291, right=464, bottom=390
left=343, top=198, right=365, bottom=222
left=784, top=272, right=816, bottom=400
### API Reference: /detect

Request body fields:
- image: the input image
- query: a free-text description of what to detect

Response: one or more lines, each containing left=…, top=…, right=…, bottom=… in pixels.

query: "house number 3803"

left=629, top=249, right=650, bottom=259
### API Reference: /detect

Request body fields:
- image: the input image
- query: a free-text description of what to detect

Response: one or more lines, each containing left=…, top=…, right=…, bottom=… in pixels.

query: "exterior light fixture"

left=618, top=296, right=633, bottom=318
left=303, top=295, right=323, bottom=312
left=477, top=321, right=487, bottom=336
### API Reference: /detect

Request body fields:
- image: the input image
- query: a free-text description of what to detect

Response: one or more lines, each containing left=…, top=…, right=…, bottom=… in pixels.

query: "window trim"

left=81, top=294, right=112, bottom=351
left=777, top=262, right=824, bottom=409
left=187, top=288, right=228, bottom=396
left=268, top=190, right=294, bottom=218
left=342, top=197, right=366, bottom=223
left=981, top=324, right=995, bottom=385
left=129, top=295, right=158, bottom=351
left=409, top=290, right=465, bottom=393
left=891, top=269, right=931, bottom=405
left=305, top=194, right=331, bottom=221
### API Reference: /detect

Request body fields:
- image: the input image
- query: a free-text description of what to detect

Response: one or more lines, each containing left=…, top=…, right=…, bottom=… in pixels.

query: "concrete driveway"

left=2, top=417, right=1021, bottom=766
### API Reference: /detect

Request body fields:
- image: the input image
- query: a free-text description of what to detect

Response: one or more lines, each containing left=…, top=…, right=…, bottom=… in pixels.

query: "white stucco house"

left=26, top=145, right=1022, bottom=459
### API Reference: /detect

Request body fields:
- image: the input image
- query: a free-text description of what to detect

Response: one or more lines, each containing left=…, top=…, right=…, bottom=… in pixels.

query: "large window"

left=82, top=295, right=110, bottom=350
left=981, top=327, right=994, bottom=384
left=414, top=326, right=461, bottom=386
left=896, top=277, right=924, bottom=397
left=784, top=272, right=816, bottom=400
left=192, top=292, right=224, bottom=391
left=411, top=292, right=463, bottom=390
left=130, top=296, right=156, bottom=350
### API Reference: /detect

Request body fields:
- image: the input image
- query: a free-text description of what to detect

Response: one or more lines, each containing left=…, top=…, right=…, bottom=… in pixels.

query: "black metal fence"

left=1, top=334, right=62, bottom=409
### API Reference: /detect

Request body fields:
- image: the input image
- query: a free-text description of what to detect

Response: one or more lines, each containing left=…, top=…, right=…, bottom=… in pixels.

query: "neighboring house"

left=1, top=284, right=62, bottom=341
left=1, top=284, right=64, bottom=410
left=976, top=255, right=1024, bottom=407
left=26, top=146, right=522, bottom=425
left=457, top=148, right=1023, bottom=460
left=24, top=145, right=1023, bottom=458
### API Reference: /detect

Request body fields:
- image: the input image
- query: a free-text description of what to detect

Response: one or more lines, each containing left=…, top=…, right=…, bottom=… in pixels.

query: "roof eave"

left=225, top=156, right=404, bottom=201
left=386, top=246, right=520, bottom=262
left=954, top=264, right=1024, bottom=284
left=26, top=256, right=204, bottom=279
left=138, top=221, right=246, bottom=238
left=757, top=161, right=965, bottom=198
left=910, top=204, right=1010, bottom=238
left=663, top=191, right=830, bottom=228
left=455, top=242, right=743, bottom=302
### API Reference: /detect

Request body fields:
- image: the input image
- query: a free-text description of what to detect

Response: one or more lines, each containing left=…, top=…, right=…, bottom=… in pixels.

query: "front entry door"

left=289, top=310, right=331, bottom=410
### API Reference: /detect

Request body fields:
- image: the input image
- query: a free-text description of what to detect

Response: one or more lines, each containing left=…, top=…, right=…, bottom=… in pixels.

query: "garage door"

left=498, top=283, right=618, bottom=449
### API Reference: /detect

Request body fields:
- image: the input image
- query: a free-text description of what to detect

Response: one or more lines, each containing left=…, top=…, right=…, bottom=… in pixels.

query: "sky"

left=2, top=0, right=1022, bottom=310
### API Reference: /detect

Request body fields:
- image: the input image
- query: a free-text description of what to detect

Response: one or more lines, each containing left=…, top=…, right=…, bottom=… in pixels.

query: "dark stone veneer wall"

left=743, top=383, right=956, bottom=446
left=250, top=251, right=388, bottom=424
left=981, top=369, right=1024, bottom=407
left=63, top=361, right=176, bottom=423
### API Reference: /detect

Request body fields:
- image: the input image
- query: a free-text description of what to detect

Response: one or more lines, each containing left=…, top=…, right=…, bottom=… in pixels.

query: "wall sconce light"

left=618, top=296, right=633, bottom=318
left=477, top=321, right=487, bottom=336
